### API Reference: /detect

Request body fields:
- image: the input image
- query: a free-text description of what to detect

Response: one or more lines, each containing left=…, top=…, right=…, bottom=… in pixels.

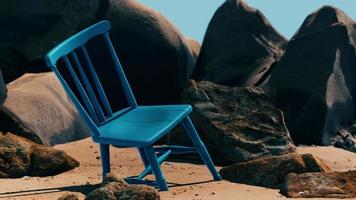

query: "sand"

left=0, top=138, right=355, bottom=200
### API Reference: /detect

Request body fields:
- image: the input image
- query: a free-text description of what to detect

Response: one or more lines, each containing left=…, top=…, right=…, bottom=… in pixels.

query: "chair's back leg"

left=100, top=144, right=111, bottom=179
left=144, top=146, right=169, bottom=191
left=181, top=116, right=222, bottom=181
left=138, top=148, right=149, bottom=167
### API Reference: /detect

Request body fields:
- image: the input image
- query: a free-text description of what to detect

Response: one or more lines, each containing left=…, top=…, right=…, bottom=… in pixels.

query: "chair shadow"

left=0, top=180, right=214, bottom=199
left=167, top=180, right=216, bottom=188
left=0, top=183, right=101, bottom=199
left=0, top=179, right=216, bottom=198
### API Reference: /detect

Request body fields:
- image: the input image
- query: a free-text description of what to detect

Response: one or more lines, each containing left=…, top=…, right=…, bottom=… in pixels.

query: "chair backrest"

left=45, top=20, right=137, bottom=137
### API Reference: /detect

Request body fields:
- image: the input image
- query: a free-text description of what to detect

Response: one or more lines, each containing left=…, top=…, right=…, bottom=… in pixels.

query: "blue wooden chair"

left=44, top=20, right=221, bottom=191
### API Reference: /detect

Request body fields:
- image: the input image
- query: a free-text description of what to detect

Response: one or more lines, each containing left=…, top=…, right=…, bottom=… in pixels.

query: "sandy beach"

left=0, top=138, right=355, bottom=200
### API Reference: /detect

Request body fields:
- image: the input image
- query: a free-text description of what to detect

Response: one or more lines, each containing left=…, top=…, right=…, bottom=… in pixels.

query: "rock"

left=103, top=173, right=129, bottom=186
left=81, top=0, right=197, bottom=111
left=1, top=72, right=89, bottom=145
left=114, top=185, right=160, bottom=200
left=0, top=106, right=41, bottom=144
left=167, top=80, right=295, bottom=164
left=220, top=153, right=331, bottom=188
left=86, top=182, right=126, bottom=200
left=85, top=181, right=160, bottom=200
left=301, top=153, right=331, bottom=172
left=1, top=0, right=196, bottom=109
left=31, top=145, right=79, bottom=176
left=193, top=0, right=287, bottom=87
left=0, top=70, right=6, bottom=104
left=282, top=170, right=356, bottom=198
left=186, top=38, right=201, bottom=60
left=264, top=6, right=356, bottom=147
left=332, top=124, right=356, bottom=152
left=0, top=132, right=79, bottom=178
left=0, top=0, right=100, bottom=83
left=57, top=193, right=81, bottom=200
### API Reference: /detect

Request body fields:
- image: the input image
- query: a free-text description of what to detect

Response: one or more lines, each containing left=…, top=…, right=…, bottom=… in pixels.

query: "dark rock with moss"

left=0, top=132, right=79, bottom=178
left=167, top=80, right=295, bottom=164
left=282, top=170, right=356, bottom=198
left=264, top=6, right=356, bottom=148
left=193, top=0, right=287, bottom=87
left=220, top=153, right=331, bottom=188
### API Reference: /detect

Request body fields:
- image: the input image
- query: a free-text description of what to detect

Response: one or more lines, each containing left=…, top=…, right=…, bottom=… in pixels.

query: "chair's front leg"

left=144, top=147, right=169, bottom=191
left=100, top=144, right=111, bottom=179
left=181, top=116, right=222, bottom=181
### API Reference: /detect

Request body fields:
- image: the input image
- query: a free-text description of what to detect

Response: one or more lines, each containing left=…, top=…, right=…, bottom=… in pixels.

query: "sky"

left=138, top=0, right=356, bottom=42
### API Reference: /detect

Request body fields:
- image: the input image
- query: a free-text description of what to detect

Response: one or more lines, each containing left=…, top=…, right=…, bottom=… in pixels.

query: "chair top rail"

left=45, top=20, right=111, bottom=67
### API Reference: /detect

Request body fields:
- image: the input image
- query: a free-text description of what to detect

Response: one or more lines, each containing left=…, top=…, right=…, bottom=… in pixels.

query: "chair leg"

left=100, top=144, right=111, bottom=179
left=144, top=146, right=169, bottom=191
left=181, top=116, right=222, bottom=181
left=138, top=148, right=149, bottom=167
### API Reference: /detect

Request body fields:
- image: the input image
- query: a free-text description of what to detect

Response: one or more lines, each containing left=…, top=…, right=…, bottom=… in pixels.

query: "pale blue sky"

left=138, top=0, right=356, bottom=42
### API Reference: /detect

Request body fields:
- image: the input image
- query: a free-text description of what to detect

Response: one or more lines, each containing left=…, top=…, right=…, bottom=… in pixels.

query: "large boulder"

left=1, top=0, right=196, bottom=110
left=0, top=72, right=42, bottom=144
left=0, top=132, right=79, bottom=178
left=185, top=38, right=201, bottom=61
left=80, top=0, right=197, bottom=111
left=168, top=80, right=295, bottom=164
left=264, top=6, right=356, bottom=146
left=282, top=170, right=356, bottom=198
left=220, top=153, right=331, bottom=188
left=1, top=72, right=89, bottom=145
left=192, top=0, right=287, bottom=87
left=0, top=0, right=100, bottom=83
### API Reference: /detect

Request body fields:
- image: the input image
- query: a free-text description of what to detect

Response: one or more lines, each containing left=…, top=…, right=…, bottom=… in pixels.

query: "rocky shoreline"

left=0, top=0, right=355, bottom=199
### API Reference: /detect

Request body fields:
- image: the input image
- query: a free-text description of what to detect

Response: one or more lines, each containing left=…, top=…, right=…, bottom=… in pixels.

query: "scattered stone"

left=220, top=153, right=331, bottom=188
left=193, top=0, right=287, bottom=87
left=281, top=170, right=356, bottom=198
left=167, top=80, right=295, bottom=164
left=264, top=6, right=356, bottom=148
left=57, top=193, right=81, bottom=200
left=114, top=185, right=160, bottom=200
left=85, top=178, right=160, bottom=200
left=31, top=145, right=79, bottom=176
left=332, top=124, right=356, bottom=152
left=0, top=132, right=79, bottom=178
left=103, top=173, right=128, bottom=186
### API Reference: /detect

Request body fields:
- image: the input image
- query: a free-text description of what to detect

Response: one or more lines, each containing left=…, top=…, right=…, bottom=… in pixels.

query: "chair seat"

left=93, top=105, right=192, bottom=147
